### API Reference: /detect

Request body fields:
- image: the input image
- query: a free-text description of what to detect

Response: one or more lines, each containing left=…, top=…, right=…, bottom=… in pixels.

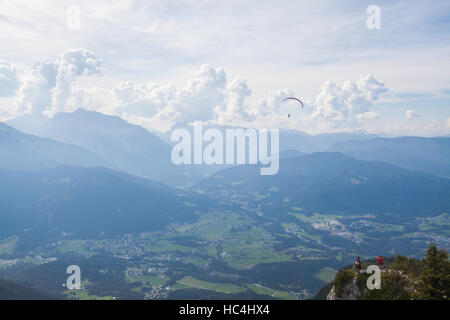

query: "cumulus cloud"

left=113, top=81, right=175, bottom=117
left=111, top=64, right=229, bottom=124
left=15, top=62, right=57, bottom=116
left=14, top=49, right=102, bottom=116
left=107, top=64, right=291, bottom=128
left=9, top=50, right=390, bottom=133
left=406, top=109, right=419, bottom=120
left=215, top=78, right=253, bottom=124
left=53, top=66, right=388, bottom=132
left=168, top=64, right=227, bottom=122
left=0, top=61, right=19, bottom=97
left=50, top=49, right=102, bottom=114
left=310, top=74, right=387, bottom=127
left=356, top=111, right=379, bottom=121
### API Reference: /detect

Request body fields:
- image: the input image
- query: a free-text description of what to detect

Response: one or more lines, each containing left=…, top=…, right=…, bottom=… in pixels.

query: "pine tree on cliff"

left=416, top=244, right=450, bottom=300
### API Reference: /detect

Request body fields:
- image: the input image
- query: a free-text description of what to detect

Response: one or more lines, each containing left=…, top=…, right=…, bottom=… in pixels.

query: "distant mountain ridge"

left=7, top=109, right=220, bottom=186
left=197, top=152, right=450, bottom=217
left=0, top=278, right=58, bottom=300
left=278, top=129, right=377, bottom=153
left=156, top=122, right=377, bottom=153
left=328, top=137, right=450, bottom=177
left=0, top=166, right=204, bottom=238
left=0, top=122, right=112, bottom=171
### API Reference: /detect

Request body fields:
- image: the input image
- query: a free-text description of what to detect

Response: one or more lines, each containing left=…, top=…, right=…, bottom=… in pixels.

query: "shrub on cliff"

left=333, top=269, right=356, bottom=296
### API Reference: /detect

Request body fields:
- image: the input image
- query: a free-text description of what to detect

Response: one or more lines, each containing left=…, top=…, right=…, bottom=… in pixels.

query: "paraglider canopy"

left=282, top=97, right=304, bottom=108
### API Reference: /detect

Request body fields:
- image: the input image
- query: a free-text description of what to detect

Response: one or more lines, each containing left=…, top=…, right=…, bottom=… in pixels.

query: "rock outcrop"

left=327, top=277, right=367, bottom=300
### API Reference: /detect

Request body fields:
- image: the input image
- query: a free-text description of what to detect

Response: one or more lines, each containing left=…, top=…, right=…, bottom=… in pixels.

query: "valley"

left=1, top=208, right=448, bottom=299
left=1, top=111, right=449, bottom=300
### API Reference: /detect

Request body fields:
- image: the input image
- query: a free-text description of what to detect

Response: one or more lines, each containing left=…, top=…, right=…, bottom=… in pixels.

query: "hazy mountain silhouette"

left=0, top=278, right=59, bottom=300
left=0, top=122, right=112, bottom=171
left=278, top=129, right=377, bottom=153
left=157, top=123, right=377, bottom=153
left=328, top=137, right=450, bottom=177
left=197, top=152, right=450, bottom=217
left=0, top=166, right=203, bottom=238
left=8, top=109, right=220, bottom=186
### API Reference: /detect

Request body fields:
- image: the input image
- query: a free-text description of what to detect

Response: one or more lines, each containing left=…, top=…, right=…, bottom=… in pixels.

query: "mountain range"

left=2, top=109, right=450, bottom=235
left=0, top=166, right=204, bottom=238
left=8, top=110, right=217, bottom=186
left=328, top=137, right=450, bottom=177
left=0, top=122, right=112, bottom=171
left=196, top=152, right=450, bottom=217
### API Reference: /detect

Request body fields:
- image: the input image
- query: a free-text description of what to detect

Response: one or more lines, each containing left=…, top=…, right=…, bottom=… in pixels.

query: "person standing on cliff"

left=376, top=255, right=384, bottom=269
left=355, top=256, right=362, bottom=273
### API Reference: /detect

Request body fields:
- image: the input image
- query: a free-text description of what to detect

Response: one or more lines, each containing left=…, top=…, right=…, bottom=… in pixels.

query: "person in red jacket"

left=376, top=256, right=384, bottom=269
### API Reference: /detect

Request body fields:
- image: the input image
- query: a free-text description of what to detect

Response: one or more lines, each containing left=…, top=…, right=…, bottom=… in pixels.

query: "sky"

left=0, top=0, right=449, bottom=136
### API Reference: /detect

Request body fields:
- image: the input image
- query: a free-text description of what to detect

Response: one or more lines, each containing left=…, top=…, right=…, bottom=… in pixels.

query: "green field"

left=128, top=274, right=168, bottom=286
left=0, top=236, right=18, bottom=255
left=57, top=240, right=92, bottom=255
left=176, top=276, right=246, bottom=294
left=145, top=240, right=193, bottom=253
left=65, top=289, right=114, bottom=300
left=369, top=224, right=404, bottom=233
left=247, top=284, right=298, bottom=300
left=64, top=279, right=115, bottom=300
left=221, top=242, right=291, bottom=268
left=314, top=267, right=338, bottom=283
left=179, top=212, right=254, bottom=241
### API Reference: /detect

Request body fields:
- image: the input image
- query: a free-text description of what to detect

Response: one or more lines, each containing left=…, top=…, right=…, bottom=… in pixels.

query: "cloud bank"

left=4, top=49, right=394, bottom=133
left=0, top=61, right=19, bottom=97
left=14, top=49, right=102, bottom=116
left=310, top=75, right=387, bottom=128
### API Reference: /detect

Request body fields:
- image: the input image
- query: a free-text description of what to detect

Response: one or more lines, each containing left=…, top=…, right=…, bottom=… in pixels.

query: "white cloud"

left=10, top=52, right=390, bottom=134
left=406, top=109, right=419, bottom=120
left=356, top=111, right=380, bottom=122
left=15, top=62, right=57, bottom=116
left=310, top=74, right=387, bottom=127
left=5, top=49, right=404, bottom=135
left=14, top=49, right=102, bottom=116
left=64, top=63, right=235, bottom=126
left=167, top=64, right=227, bottom=122
left=0, top=61, right=19, bottom=97
left=50, top=49, right=102, bottom=114
left=215, top=78, right=253, bottom=124
left=113, top=81, right=175, bottom=117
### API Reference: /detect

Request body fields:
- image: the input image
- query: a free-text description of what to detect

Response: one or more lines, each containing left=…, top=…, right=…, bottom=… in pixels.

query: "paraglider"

left=281, top=97, right=304, bottom=118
